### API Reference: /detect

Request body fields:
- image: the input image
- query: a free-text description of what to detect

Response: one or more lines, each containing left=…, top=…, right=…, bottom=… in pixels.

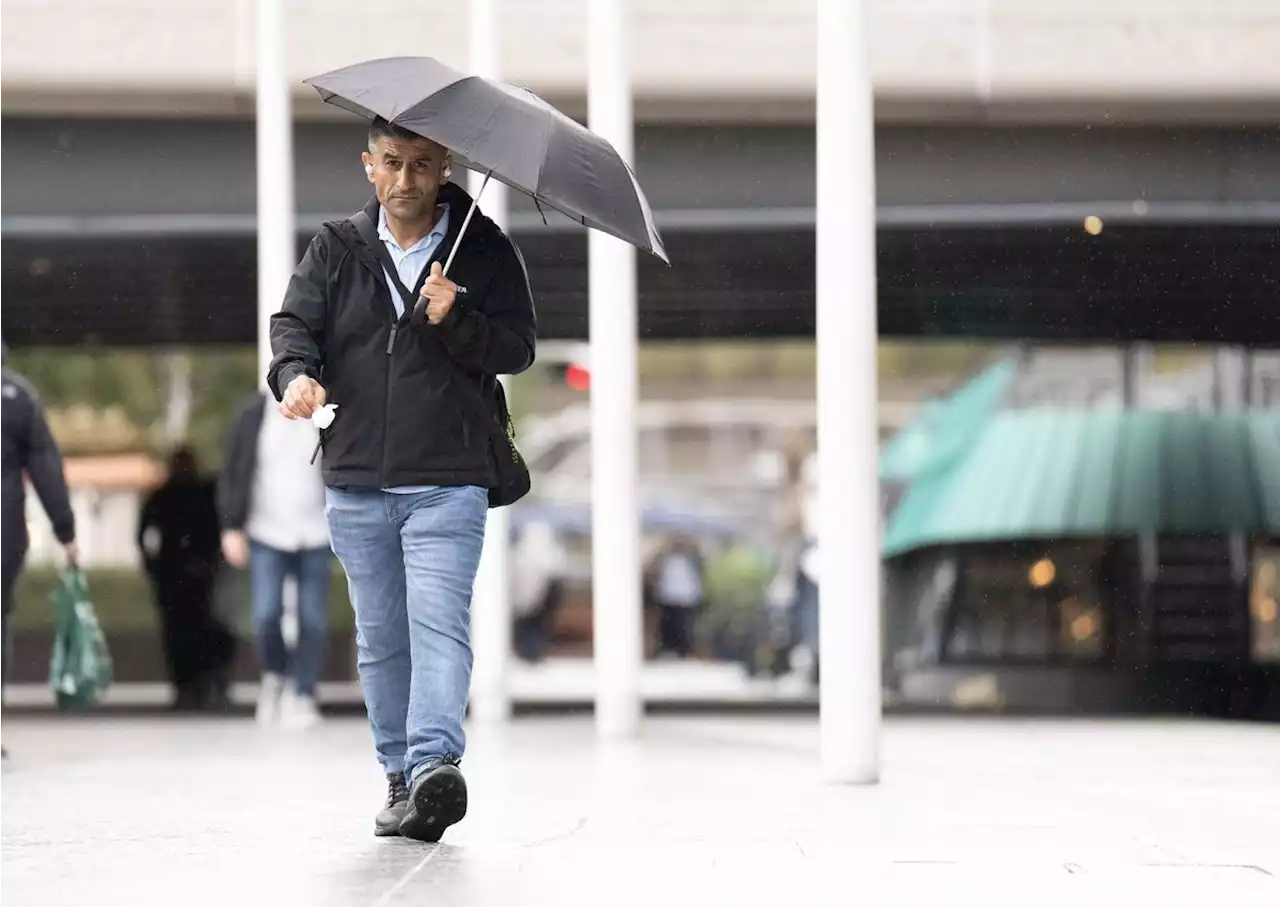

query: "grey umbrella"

left=304, top=55, right=668, bottom=268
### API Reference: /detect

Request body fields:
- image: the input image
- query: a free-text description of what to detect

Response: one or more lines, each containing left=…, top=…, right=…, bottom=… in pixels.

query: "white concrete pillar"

left=588, top=0, right=642, bottom=739
left=816, top=0, right=881, bottom=784
left=468, top=0, right=515, bottom=724
left=254, top=0, right=295, bottom=389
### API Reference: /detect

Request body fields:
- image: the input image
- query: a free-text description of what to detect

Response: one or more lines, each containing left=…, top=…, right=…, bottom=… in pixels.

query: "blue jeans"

left=249, top=542, right=333, bottom=696
left=325, top=485, right=487, bottom=783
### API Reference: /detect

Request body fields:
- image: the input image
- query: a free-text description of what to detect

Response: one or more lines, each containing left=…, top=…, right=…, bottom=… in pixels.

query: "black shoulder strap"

left=352, top=209, right=442, bottom=328
left=351, top=210, right=412, bottom=301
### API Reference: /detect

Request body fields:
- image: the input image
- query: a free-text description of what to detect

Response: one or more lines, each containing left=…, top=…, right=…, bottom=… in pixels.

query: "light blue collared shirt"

left=377, top=203, right=451, bottom=495
left=376, top=203, right=450, bottom=317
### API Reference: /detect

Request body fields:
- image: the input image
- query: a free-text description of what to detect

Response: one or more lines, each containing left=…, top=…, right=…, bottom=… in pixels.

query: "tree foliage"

left=5, top=345, right=258, bottom=470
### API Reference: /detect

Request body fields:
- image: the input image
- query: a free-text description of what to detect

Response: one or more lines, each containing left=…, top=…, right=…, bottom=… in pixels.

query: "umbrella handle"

left=441, top=170, right=492, bottom=279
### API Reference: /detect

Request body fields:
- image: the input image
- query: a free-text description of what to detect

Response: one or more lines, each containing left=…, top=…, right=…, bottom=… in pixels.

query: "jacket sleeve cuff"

left=436, top=303, right=470, bottom=333
left=274, top=363, right=309, bottom=401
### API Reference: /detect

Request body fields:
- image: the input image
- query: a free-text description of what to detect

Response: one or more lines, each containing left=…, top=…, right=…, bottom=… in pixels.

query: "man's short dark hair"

left=368, top=116, right=431, bottom=150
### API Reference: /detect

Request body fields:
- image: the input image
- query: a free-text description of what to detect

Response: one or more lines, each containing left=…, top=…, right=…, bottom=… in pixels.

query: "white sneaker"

left=280, top=689, right=322, bottom=731
left=256, top=673, right=285, bottom=727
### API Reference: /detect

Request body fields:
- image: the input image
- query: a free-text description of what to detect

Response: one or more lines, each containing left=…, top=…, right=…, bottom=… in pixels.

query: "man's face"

left=361, top=135, right=451, bottom=221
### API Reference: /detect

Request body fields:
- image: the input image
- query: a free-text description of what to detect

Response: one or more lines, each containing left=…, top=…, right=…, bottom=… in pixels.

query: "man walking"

left=2, top=358, right=78, bottom=754
left=219, top=390, right=332, bottom=729
left=269, top=117, right=535, bottom=842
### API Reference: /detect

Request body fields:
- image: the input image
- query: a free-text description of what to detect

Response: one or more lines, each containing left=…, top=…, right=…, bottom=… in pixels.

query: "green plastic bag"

left=48, top=569, right=114, bottom=709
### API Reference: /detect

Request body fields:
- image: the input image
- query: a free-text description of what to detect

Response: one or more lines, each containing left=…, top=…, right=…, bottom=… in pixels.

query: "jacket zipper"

left=378, top=238, right=455, bottom=486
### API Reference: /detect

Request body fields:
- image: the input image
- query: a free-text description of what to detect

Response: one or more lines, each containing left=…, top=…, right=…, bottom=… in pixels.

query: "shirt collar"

left=376, top=203, right=451, bottom=254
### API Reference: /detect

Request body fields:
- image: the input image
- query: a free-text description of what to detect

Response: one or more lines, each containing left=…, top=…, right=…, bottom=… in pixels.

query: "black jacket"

left=138, top=477, right=221, bottom=580
left=267, top=183, right=537, bottom=489
left=1, top=367, right=76, bottom=556
left=217, top=391, right=267, bottom=531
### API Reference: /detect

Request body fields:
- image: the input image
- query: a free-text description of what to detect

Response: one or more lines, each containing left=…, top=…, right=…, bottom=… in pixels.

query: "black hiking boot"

left=374, top=772, right=410, bottom=837
left=398, top=757, right=467, bottom=843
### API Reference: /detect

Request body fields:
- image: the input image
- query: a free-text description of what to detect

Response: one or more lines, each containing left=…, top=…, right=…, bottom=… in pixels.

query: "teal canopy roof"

left=882, top=407, right=1280, bottom=557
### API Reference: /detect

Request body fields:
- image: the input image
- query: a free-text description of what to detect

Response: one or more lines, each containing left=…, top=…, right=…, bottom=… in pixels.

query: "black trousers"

left=0, top=547, right=21, bottom=670
left=1, top=544, right=24, bottom=693
left=513, top=579, right=564, bottom=662
left=0, top=544, right=19, bottom=616
left=150, top=562, right=235, bottom=704
left=657, top=604, right=698, bottom=658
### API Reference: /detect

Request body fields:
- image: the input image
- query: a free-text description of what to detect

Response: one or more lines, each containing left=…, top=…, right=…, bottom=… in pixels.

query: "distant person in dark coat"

left=138, top=446, right=234, bottom=710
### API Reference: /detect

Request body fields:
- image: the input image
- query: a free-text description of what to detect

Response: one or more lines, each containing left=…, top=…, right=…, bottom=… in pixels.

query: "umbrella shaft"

left=442, top=171, right=491, bottom=278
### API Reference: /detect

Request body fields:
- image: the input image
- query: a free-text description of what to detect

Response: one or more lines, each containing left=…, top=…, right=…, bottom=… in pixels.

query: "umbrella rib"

left=527, top=89, right=559, bottom=201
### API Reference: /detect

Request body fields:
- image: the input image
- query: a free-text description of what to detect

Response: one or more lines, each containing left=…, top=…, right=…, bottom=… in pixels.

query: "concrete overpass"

left=3, top=118, right=1276, bottom=346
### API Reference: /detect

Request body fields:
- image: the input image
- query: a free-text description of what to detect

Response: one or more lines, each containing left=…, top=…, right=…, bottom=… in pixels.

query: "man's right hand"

left=280, top=375, right=326, bottom=420
left=221, top=530, right=249, bottom=569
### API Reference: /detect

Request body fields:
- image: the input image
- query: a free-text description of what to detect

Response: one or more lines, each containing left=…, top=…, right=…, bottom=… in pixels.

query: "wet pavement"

left=2, top=715, right=1277, bottom=905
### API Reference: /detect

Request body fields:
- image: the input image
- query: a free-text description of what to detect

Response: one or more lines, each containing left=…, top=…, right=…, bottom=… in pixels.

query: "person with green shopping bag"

left=1, top=354, right=79, bottom=757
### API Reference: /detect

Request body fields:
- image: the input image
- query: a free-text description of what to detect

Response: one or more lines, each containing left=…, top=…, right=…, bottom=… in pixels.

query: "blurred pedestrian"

left=138, top=446, right=233, bottom=710
left=792, top=451, right=820, bottom=683
left=269, top=117, right=535, bottom=841
left=219, top=389, right=331, bottom=730
left=510, top=521, right=566, bottom=662
left=2, top=358, right=78, bottom=757
left=648, top=536, right=705, bottom=659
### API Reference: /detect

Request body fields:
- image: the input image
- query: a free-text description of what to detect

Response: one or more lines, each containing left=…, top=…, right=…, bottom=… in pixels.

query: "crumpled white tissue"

left=311, top=404, right=338, bottom=430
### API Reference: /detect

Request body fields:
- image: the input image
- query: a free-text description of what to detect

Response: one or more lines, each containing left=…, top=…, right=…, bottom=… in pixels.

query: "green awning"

left=882, top=407, right=1280, bottom=557
left=878, top=358, right=1016, bottom=483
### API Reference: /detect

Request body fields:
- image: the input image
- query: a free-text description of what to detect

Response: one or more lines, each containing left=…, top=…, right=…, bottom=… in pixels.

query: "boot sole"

left=399, top=766, right=467, bottom=843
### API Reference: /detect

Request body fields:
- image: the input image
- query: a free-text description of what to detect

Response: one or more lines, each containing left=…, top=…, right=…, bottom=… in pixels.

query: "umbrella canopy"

left=305, top=56, right=667, bottom=264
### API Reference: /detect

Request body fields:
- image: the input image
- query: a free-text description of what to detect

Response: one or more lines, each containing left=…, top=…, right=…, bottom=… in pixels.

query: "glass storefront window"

left=946, top=542, right=1108, bottom=663
left=1250, top=545, right=1280, bottom=663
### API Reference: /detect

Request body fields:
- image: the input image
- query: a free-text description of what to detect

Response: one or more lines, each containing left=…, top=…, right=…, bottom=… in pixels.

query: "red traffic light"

left=564, top=362, right=590, bottom=391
